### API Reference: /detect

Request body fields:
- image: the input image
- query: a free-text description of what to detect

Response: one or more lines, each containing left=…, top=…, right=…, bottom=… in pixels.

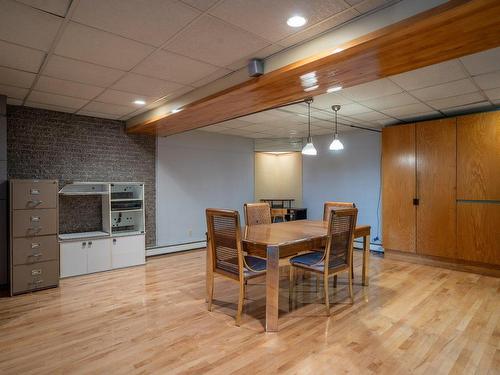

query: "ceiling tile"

left=399, top=111, right=442, bottom=122
left=354, top=0, right=395, bottom=13
left=245, top=132, right=274, bottom=139
left=389, top=60, right=467, bottom=91
left=111, top=73, right=186, bottom=97
left=460, top=47, right=500, bottom=75
left=341, top=78, right=402, bottom=101
left=237, top=123, right=276, bottom=132
left=225, top=44, right=284, bottom=70
left=94, top=89, right=155, bottom=107
left=0, top=40, right=45, bottom=73
left=359, top=92, right=419, bottom=110
left=35, top=76, right=104, bottom=100
left=381, top=102, right=434, bottom=118
left=43, top=55, right=124, bottom=87
left=209, top=0, right=347, bottom=42
left=165, top=15, right=270, bottom=67
left=441, top=102, right=493, bottom=116
left=17, top=0, right=70, bottom=17
left=133, top=50, right=219, bottom=85
left=0, top=66, right=36, bottom=88
left=410, top=79, right=477, bottom=101
left=191, top=68, right=233, bottom=88
left=279, top=8, right=359, bottom=47
left=336, top=103, right=372, bottom=116
left=428, top=92, right=485, bottom=110
left=25, top=101, right=76, bottom=113
left=72, top=0, right=200, bottom=47
left=350, top=111, right=391, bottom=122
left=0, top=84, right=29, bottom=100
left=472, top=71, right=500, bottom=90
left=55, top=22, right=155, bottom=70
left=180, top=0, right=219, bottom=11
left=216, top=118, right=254, bottom=128
left=484, top=88, right=500, bottom=102
left=311, top=92, right=353, bottom=109
left=199, top=125, right=229, bottom=132
left=27, top=90, right=89, bottom=109
left=0, top=0, right=61, bottom=51
left=82, top=101, right=134, bottom=116
left=77, top=110, right=121, bottom=120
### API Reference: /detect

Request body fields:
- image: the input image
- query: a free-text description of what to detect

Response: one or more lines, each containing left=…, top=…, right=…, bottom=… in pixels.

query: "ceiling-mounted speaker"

left=248, top=59, right=264, bottom=77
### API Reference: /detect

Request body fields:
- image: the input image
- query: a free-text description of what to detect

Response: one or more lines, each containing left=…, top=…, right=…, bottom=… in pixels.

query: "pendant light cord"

left=334, top=108, right=338, bottom=135
left=307, top=100, right=311, bottom=138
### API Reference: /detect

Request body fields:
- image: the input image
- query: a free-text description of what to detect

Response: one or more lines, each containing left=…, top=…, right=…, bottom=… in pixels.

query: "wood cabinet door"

left=416, top=118, right=457, bottom=258
left=382, top=124, right=416, bottom=253
left=457, top=112, right=500, bottom=200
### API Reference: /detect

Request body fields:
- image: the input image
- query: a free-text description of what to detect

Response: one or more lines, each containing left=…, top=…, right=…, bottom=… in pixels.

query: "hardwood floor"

left=0, top=249, right=498, bottom=374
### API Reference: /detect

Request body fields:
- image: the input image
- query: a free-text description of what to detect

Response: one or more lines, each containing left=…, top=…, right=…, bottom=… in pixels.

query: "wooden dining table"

left=242, top=220, right=371, bottom=332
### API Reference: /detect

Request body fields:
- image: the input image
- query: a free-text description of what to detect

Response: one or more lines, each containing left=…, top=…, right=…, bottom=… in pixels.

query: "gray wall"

left=7, top=105, right=156, bottom=247
left=0, top=96, right=6, bottom=284
left=156, top=131, right=254, bottom=248
left=302, top=130, right=382, bottom=246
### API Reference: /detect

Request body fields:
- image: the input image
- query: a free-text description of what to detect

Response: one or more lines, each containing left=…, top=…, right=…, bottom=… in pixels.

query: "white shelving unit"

left=59, top=182, right=145, bottom=278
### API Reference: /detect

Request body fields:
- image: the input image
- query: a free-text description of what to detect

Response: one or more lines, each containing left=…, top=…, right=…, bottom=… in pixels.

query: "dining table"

left=241, top=220, right=371, bottom=332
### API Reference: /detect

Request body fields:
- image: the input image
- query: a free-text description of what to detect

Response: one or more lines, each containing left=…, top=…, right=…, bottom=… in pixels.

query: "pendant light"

left=302, top=98, right=317, bottom=156
left=329, top=104, right=344, bottom=151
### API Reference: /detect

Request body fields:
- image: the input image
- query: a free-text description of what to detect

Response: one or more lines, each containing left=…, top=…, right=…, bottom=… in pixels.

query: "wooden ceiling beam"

left=127, top=0, right=500, bottom=136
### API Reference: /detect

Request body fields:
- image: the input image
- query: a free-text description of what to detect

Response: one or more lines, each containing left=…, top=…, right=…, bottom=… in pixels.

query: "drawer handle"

left=30, top=216, right=40, bottom=222
left=30, top=189, right=40, bottom=195
left=30, top=253, right=43, bottom=258
left=31, top=269, right=42, bottom=276
left=28, top=200, right=43, bottom=206
left=31, top=243, right=40, bottom=249
left=29, top=227, right=42, bottom=232
left=29, top=279, right=44, bottom=285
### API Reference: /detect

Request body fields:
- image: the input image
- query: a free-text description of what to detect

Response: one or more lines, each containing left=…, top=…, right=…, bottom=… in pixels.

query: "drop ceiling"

left=0, top=0, right=401, bottom=120
left=200, top=47, right=500, bottom=139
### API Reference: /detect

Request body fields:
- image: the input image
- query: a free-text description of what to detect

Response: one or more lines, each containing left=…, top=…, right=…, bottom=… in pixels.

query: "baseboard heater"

left=146, top=240, right=206, bottom=257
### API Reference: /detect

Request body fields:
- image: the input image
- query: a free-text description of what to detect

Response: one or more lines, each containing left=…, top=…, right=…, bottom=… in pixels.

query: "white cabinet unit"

left=111, top=235, right=145, bottom=269
left=87, top=239, right=111, bottom=273
left=60, top=240, right=87, bottom=278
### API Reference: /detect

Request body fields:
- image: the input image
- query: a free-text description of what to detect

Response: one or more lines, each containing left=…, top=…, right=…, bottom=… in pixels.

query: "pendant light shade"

left=302, top=98, right=317, bottom=156
left=329, top=105, right=344, bottom=151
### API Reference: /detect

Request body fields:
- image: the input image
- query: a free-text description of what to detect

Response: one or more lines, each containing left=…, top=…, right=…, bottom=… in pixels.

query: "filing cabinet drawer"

left=12, top=180, right=58, bottom=209
left=12, top=260, right=59, bottom=295
left=12, top=209, right=57, bottom=237
left=12, top=235, right=59, bottom=265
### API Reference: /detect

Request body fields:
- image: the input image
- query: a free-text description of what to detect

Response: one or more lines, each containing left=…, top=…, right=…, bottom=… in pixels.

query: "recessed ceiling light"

left=133, top=99, right=146, bottom=105
left=326, top=85, right=343, bottom=93
left=287, top=15, right=307, bottom=28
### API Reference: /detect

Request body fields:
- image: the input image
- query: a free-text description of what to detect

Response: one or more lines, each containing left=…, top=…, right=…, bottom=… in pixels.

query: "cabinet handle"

left=29, top=279, right=44, bottom=285
left=30, top=253, right=42, bottom=258
left=88, top=241, right=92, bottom=247
left=82, top=242, right=87, bottom=246
left=413, top=198, right=420, bottom=206
left=30, top=216, right=40, bottom=222
left=113, top=239, right=117, bottom=244
left=31, top=243, right=40, bottom=248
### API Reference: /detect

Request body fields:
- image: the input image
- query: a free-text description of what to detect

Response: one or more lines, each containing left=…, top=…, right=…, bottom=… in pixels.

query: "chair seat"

left=290, top=251, right=348, bottom=272
left=244, top=255, right=266, bottom=276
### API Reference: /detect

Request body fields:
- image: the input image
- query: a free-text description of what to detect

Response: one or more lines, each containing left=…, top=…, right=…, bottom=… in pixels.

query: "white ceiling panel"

left=199, top=124, right=230, bottom=132
left=133, top=50, right=219, bottom=85
left=180, top=0, right=219, bottom=11
left=472, top=71, right=500, bottom=90
left=410, top=79, right=478, bottom=101
left=209, top=0, right=348, bottom=43
left=312, top=92, right=353, bottom=109
left=350, top=111, right=391, bottom=122
left=359, top=92, right=418, bottom=110
left=341, top=78, right=402, bottom=101
left=484, top=88, right=500, bottom=102
left=72, top=0, right=200, bottom=47
left=0, top=40, right=45, bottom=73
left=336, top=103, right=372, bottom=116
left=354, top=0, right=391, bottom=12
left=217, top=118, right=254, bottom=128
left=191, top=68, right=233, bottom=88
left=0, top=66, right=36, bottom=88
left=82, top=101, right=134, bottom=116
left=399, top=111, right=442, bottom=122
left=427, top=92, right=485, bottom=110
left=381, top=102, right=434, bottom=118
left=35, top=76, right=104, bottom=100
left=111, top=73, right=186, bottom=97
left=460, top=47, right=500, bottom=75
left=389, top=60, right=467, bottom=91
left=43, top=55, right=124, bottom=87
left=55, top=22, right=155, bottom=70
left=0, top=84, right=29, bottom=100
left=94, top=89, right=154, bottom=108
left=17, top=0, right=70, bottom=17
left=27, top=90, right=89, bottom=109
left=77, top=110, right=121, bottom=120
left=25, top=101, right=75, bottom=113
left=225, top=43, right=284, bottom=71
left=441, top=102, right=493, bottom=116
left=165, top=15, right=270, bottom=67
left=0, top=0, right=61, bottom=51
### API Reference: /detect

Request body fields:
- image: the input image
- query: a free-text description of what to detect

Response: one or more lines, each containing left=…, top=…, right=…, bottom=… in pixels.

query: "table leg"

left=266, top=245, right=280, bottom=332
left=206, top=234, right=211, bottom=302
left=362, top=234, right=370, bottom=286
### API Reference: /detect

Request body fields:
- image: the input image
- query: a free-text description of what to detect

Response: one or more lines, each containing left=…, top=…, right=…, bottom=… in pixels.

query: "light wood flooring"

left=0, top=249, right=498, bottom=374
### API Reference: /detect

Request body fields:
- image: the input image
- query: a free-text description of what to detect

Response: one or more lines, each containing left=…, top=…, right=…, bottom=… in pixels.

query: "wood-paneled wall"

left=382, top=111, right=500, bottom=270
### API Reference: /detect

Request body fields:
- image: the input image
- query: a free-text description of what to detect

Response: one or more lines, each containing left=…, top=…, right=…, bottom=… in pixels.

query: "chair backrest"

left=324, top=208, right=358, bottom=271
left=206, top=208, right=243, bottom=279
left=323, top=201, right=356, bottom=221
left=244, top=202, right=272, bottom=226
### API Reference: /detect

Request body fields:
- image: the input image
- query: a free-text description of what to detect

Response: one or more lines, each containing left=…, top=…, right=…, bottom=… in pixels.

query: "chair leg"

left=348, top=269, right=354, bottom=304
left=324, top=273, right=330, bottom=317
left=236, top=279, right=245, bottom=326
left=333, top=275, right=338, bottom=288
left=207, top=271, right=214, bottom=311
left=351, top=251, right=354, bottom=279
left=289, top=266, right=294, bottom=309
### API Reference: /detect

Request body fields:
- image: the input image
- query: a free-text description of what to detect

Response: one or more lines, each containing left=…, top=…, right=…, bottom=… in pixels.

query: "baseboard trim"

left=146, top=241, right=206, bottom=257
left=385, top=249, right=500, bottom=277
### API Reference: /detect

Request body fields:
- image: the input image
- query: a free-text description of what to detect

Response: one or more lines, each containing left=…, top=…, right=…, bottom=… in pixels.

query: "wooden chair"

left=271, top=208, right=287, bottom=223
left=244, top=202, right=272, bottom=226
left=323, top=201, right=356, bottom=221
left=289, top=208, right=358, bottom=316
left=206, top=208, right=266, bottom=326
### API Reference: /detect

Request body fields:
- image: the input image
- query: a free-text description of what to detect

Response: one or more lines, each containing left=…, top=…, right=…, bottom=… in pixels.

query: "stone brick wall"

left=7, top=105, right=156, bottom=247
